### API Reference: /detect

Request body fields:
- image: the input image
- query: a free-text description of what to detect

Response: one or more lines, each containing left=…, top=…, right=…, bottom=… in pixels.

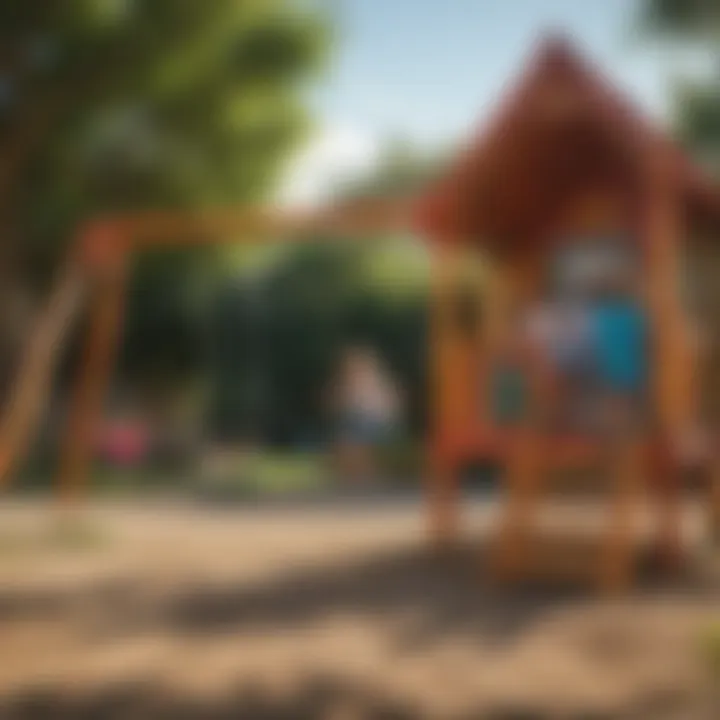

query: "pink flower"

left=97, top=421, right=150, bottom=466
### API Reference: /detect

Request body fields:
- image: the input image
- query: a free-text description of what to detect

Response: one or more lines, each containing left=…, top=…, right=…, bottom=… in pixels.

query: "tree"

left=335, top=136, right=445, bottom=202
left=209, top=240, right=363, bottom=445
left=639, top=0, right=720, bottom=171
left=205, top=140, right=440, bottom=447
left=640, top=0, right=720, bottom=39
left=0, top=0, right=327, bottom=370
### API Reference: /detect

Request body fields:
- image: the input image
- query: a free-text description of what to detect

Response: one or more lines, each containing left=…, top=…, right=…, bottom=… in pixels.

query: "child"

left=586, top=264, right=649, bottom=438
left=328, top=346, right=401, bottom=482
left=522, top=286, right=595, bottom=434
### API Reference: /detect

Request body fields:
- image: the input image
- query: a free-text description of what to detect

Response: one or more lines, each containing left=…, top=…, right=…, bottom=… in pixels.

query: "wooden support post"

left=711, top=455, right=720, bottom=545
left=641, top=148, right=689, bottom=571
left=56, top=259, right=128, bottom=501
left=492, top=426, right=542, bottom=583
left=427, top=247, right=509, bottom=552
left=486, top=250, right=545, bottom=576
left=599, top=437, right=643, bottom=594
left=427, top=444, right=459, bottom=550
left=427, top=242, right=462, bottom=547
left=476, top=255, right=507, bottom=431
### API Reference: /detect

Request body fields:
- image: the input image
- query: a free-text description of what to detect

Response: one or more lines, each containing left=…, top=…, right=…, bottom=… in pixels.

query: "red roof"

left=413, top=35, right=720, bottom=246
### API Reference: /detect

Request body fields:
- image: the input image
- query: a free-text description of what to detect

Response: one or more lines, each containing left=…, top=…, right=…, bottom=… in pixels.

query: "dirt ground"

left=0, top=497, right=718, bottom=719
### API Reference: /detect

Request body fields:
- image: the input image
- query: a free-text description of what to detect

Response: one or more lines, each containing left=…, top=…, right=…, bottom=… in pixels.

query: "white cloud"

left=277, top=122, right=381, bottom=209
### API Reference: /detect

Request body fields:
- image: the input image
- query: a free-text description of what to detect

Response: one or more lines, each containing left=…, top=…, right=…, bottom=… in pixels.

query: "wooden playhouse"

left=413, top=37, right=720, bottom=590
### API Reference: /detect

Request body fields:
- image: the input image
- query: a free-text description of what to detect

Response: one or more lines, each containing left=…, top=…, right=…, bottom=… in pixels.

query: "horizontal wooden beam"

left=78, top=197, right=415, bottom=263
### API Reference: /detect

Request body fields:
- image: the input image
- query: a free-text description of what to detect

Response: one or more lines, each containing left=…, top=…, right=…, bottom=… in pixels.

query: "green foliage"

left=10, top=0, right=327, bottom=215
left=640, top=0, right=720, bottom=39
left=6, top=0, right=327, bottom=385
left=0, top=0, right=328, bottom=400
left=206, top=238, right=429, bottom=446
left=673, top=82, right=720, bottom=164
left=640, top=1, right=720, bottom=176
left=336, top=136, right=446, bottom=201
left=204, top=141, right=439, bottom=447
left=197, top=450, right=330, bottom=499
left=208, top=240, right=362, bottom=443
left=698, top=621, right=720, bottom=679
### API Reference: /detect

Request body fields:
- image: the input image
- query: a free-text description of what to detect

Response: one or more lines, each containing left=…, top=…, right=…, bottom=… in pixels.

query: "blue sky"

left=280, top=0, right=699, bottom=205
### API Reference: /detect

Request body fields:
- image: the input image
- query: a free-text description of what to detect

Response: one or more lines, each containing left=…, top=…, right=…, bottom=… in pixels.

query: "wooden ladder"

left=491, top=429, right=647, bottom=594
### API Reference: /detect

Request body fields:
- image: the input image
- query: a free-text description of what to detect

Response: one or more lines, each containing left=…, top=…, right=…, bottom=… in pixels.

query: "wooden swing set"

left=0, top=37, right=718, bottom=592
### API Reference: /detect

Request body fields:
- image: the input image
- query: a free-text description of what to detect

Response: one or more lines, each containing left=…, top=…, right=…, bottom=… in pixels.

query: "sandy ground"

left=0, top=496, right=718, bottom=719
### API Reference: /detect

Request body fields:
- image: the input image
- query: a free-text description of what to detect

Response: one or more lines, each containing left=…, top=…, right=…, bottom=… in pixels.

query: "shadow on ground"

left=1, top=677, right=419, bottom=720
left=0, top=675, right=691, bottom=720
left=0, top=545, right=595, bottom=651
left=0, top=542, right=715, bottom=719
left=151, top=546, right=594, bottom=650
left=0, top=542, right=714, bottom=649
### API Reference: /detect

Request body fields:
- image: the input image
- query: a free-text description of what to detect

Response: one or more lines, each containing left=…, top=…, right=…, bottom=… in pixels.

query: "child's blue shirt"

left=590, top=300, right=648, bottom=392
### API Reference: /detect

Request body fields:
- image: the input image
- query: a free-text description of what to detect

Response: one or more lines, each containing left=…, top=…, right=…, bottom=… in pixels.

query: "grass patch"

left=198, top=450, right=331, bottom=499
left=0, top=517, right=109, bottom=556
left=43, top=517, right=109, bottom=550
left=92, top=466, right=193, bottom=492
left=0, top=531, right=28, bottom=554
left=699, top=621, right=720, bottom=680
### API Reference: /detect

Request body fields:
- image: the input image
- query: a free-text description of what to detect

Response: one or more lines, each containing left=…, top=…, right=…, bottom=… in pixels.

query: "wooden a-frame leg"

left=56, top=265, right=127, bottom=501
